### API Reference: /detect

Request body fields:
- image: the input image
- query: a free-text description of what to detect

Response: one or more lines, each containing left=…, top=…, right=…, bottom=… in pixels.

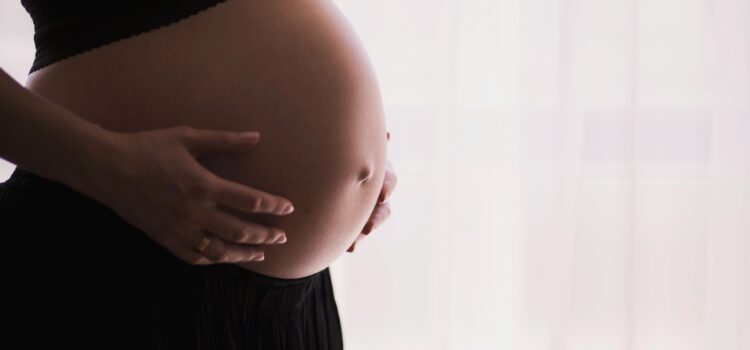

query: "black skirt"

left=0, top=167, right=343, bottom=350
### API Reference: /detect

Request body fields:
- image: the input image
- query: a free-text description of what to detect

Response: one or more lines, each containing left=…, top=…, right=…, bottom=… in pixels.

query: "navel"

left=357, top=165, right=374, bottom=185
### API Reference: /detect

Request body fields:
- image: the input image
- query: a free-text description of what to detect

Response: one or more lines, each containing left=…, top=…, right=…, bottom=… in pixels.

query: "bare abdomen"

left=25, top=0, right=388, bottom=278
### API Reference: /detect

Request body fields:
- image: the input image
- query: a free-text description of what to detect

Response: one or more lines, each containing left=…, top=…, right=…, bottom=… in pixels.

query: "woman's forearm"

left=0, top=67, right=118, bottom=192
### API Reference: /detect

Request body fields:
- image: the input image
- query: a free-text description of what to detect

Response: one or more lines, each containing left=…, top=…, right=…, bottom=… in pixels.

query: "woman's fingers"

left=378, top=160, right=397, bottom=204
left=363, top=201, right=391, bottom=235
left=205, top=171, right=295, bottom=215
left=184, top=230, right=266, bottom=263
left=199, top=205, right=287, bottom=245
left=176, top=126, right=294, bottom=213
left=348, top=201, right=392, bottom=254
left=178, top=126, right=261, bottom=157
left=349, top=154, right=395, bottom=254
left=171, top=248, right=214, bottom=265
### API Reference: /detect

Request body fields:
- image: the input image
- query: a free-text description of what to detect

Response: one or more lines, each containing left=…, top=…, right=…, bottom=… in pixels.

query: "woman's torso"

left=23, top=0, right=387, bottom=278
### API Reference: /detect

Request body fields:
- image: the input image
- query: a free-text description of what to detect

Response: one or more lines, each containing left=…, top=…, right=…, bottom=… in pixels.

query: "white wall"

left=0, top=1, right=35, bottom=178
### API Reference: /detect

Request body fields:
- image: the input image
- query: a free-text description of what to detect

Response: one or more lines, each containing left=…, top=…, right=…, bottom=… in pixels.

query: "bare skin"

left=0, top=68, right=296, bottom=265
left=347, top=153, right=396, bottom=253
left=23, top=0, right=392, bottom=278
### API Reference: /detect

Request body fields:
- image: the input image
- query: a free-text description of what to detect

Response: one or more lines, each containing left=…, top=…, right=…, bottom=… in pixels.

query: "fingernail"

left=347, top=243, right=355, bottom=253
left=239, top=131, right=259, bottom=140
left=386, top=131, right=391, bottom=141
left=363, top=223, right=373, bottom=235
left=265, top=230, right=286, bottom=244
left=378, top=193, right=385, bottom=203
left=275, top=233, right=287, bottom=244
left=281, top=203, right=294, bottom=214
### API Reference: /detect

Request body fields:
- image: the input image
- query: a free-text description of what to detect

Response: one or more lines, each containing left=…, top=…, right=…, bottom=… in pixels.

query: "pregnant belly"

left=24, top=0, right=388, bottom=278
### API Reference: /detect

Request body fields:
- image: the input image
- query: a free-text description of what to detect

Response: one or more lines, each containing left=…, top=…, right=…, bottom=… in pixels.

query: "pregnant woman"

left=0, top=0, right=396, bottom=348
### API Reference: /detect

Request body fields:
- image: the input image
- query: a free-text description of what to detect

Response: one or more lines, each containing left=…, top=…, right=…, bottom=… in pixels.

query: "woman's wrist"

left=62, top=122, right=128, bottom=200
left=0, top=68, right=124, bottom=195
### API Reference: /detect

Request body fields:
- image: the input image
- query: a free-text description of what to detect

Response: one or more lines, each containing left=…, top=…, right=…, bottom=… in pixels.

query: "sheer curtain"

left=2, top=0, right=749, bottom=349
left=328, top=0, right=750, bottom=349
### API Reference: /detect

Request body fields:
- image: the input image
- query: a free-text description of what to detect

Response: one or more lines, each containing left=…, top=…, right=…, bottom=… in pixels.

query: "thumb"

left=181, top=128, right=260, bottom=157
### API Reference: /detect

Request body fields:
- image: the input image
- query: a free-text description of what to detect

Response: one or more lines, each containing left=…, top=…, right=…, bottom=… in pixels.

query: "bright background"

left=2, top=0, right=749, bottom=349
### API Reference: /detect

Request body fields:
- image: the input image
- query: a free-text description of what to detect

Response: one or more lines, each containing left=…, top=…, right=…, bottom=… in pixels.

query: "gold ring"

left=194, top=235, right=211, bottom=253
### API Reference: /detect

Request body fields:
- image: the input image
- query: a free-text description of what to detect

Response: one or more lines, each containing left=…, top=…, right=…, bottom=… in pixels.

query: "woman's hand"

left=347, top=132, right=396, bottom=253
left=79, top=126, right=295, bottom=266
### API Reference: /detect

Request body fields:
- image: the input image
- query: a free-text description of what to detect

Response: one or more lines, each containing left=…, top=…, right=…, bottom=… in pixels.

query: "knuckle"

left=219, top=131, right=234, bottom=145
left=248, top=229, right=268, bottom=243
left=241, top=230, right=259, bottom=243
left=248, top=196, right=263, bottom=212
left=206, top=249, right=227, bottom=262
left=182, top=177, right=213, bottom=200
left=226, top=228, right=246, bottom=243
left=259, top=229, right=275, bottom=243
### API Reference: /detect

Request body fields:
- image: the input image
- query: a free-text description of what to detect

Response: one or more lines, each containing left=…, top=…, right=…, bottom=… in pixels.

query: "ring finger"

left=187, top=229, right=266, bottom=263
left=200, top=204, right=287, bottom=245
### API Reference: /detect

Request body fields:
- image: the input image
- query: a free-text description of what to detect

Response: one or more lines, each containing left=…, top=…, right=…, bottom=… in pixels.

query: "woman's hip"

left=0, top=166, right=343, bottom=349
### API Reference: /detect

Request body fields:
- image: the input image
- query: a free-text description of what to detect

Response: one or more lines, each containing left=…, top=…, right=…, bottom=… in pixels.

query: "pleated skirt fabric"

left=0, top=166, right=344, bottom=350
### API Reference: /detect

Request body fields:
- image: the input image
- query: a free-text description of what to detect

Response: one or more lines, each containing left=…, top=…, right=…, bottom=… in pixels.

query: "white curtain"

left=3, top=0, right=750, bottom=349
left=328, top=0, right=750, bottom=349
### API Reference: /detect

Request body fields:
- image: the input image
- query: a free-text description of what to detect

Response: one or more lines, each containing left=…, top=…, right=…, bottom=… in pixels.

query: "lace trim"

left=28, top=0, right=229, bottom=74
